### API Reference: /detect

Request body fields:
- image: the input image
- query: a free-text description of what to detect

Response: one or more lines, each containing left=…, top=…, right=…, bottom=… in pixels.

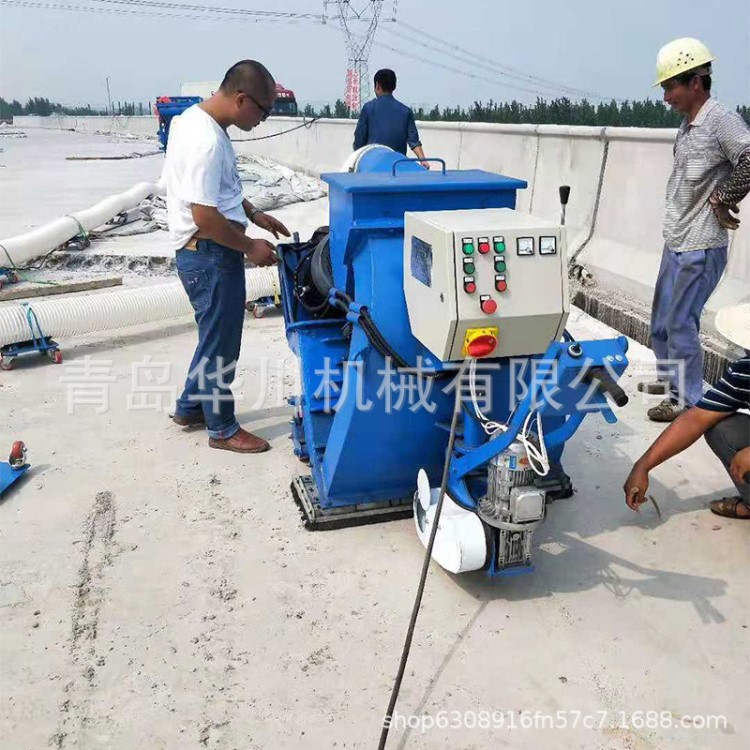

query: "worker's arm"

left=180, top=141, right=276, bottom=266
left=412, top=145, right=430, bottom=169
left=406, top=110, right=429, bottom=169
left=353, top=106, right=369, bottom=151
left=709, top=114, right=750, bottom=230
left=241, top=198, right=291, bottom=240
left=623, top=406, right=732, bottom=510
left=191, top=204, right=276, bottom=266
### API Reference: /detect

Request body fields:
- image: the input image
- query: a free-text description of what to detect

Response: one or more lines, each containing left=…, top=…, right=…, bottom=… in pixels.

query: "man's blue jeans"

left=650, top=245, right=727, bottom=406
left=174, top=240, right=246, bottom=439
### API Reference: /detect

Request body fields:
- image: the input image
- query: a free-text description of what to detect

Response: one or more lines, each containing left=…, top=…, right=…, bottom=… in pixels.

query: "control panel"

left=404, top=208, right=569, bottom=361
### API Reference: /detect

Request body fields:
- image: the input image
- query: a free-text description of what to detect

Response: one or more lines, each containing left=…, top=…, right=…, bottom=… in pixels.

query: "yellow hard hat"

left=653, top=37, right=716, bottom=86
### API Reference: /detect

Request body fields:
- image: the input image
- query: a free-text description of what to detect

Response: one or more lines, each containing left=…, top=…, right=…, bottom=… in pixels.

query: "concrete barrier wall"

left=14, top=114, right=749, bottom=333
left=15, top=114, right=158, bottom=138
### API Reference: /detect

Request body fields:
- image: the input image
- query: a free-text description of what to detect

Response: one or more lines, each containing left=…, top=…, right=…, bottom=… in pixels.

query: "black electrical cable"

left=357, top=307, right=452, bottom=379
left=377, top=361, right=469, bottom=750
left=359, top=310, right=410, bottom=369
left=231, top=117, right=322, bottom=142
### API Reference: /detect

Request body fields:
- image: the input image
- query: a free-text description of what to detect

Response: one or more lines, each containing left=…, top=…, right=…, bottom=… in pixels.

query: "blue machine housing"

left=280, top=149, right=629, bottom=546
left=155, top=96, right=202, bottom=150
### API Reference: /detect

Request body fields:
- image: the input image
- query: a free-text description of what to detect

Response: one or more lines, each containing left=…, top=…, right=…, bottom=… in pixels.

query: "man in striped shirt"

left=639, top=38, right=750, bottom=422
left=625, top=304, right=750, bottom=519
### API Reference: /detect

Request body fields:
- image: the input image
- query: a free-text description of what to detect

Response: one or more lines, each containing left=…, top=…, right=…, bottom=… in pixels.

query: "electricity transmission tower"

left=324, top=1, right=397, bottom=112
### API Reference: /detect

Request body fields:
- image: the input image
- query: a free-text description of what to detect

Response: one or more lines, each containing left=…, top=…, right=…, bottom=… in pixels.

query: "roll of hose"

left=0, top=267, right=279, bottom=347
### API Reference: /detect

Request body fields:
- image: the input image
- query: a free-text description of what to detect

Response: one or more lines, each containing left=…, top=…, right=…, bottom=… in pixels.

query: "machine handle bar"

left=584, top=366, right=629, bottom=408
left=391, top=158, right=447, bottom=176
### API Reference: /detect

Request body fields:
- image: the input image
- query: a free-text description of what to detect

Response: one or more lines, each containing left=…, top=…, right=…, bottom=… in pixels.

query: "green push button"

left=464, top=261, right=475, bottom=274
left=494, top=258, right=506, bottom=273
left=462, top=242, right=475, bottom=255
left=494, top=241, right=506, bottom=252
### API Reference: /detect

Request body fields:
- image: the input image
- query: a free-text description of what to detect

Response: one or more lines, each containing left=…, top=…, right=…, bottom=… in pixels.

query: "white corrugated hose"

left=0, top=267, right=279, bottom=347
left=0, top=180, right=165, bottom=268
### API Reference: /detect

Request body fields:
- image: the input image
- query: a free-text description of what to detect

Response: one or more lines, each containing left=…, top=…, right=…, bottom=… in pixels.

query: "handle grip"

left=584, top=366, right=629, bottom=408
left=559, top=185, right=571, bottom=205
left=392, top=158, right=447, bottom=176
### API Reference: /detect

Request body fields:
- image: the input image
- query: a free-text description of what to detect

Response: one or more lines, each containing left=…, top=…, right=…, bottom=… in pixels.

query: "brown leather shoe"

left=208, top=428, right=270, bottom=454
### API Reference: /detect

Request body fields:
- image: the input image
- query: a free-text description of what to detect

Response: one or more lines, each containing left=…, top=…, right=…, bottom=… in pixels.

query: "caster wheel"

left=9, top=440, right=27, bottom=468
left=49, top=349, right=63, bottom=364
left=0, top=357, right=13, bottom=371
left=252, top=306, right=265, bottom=319
left=245, top=301, right=256, bottom=314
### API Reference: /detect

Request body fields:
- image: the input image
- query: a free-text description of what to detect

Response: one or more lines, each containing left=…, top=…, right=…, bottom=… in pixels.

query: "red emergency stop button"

left=480, top=297, right=497, bottom=315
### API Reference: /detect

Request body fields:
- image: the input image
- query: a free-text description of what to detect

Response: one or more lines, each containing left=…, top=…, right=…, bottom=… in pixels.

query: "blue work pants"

left=174, top=240, right=246, bottom=439
left=650, top=245, right=727, bottom=406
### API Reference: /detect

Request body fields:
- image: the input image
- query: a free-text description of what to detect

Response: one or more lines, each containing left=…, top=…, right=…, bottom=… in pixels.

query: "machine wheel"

left=48, top=349, right=63, bottom=364
left=0, top=356, right=13, bottom=371
left=9, top=440, right=26, bottom=468
left=252, top=305, right=265, bottom=319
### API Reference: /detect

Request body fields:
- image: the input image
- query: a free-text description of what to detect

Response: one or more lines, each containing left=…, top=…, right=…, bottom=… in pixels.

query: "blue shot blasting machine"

left=278, top=147, right=629, bottom=577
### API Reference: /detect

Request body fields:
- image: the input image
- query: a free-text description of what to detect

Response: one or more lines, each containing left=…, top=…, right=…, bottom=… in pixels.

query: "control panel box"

left=404, top=208, right=569, bottom=361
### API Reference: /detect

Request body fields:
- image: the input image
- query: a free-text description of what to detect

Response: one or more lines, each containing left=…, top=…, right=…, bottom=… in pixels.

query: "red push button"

left=496, top=279, right=507, bottom=292
left=464, top=281, right=476, bottom=294
left=478, top=242, right=491, bottom=255
left=480, top=297, right=497, bottom=314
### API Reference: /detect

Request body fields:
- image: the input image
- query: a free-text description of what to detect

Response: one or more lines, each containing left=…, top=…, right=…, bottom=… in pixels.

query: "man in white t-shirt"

left=163, top=60, right=290, bottom=454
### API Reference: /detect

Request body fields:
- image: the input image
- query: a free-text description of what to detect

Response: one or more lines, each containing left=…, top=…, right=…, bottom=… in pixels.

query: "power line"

left=383, top=23, right=607, bottom=101
left=0, top=0, right=325, bottom=23
left=2, top=0, right=620, bottom=103
left=395, top=19, right=613, bottom=102
left=359, top=32, right=562, bottom=99
left=360, top=29, right=622, bottom=103
left=86, top=0, right=324, bottom=20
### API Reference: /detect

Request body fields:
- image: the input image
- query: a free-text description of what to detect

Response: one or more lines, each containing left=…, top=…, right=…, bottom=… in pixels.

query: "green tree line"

left=5, top=94, right=748, bottom=127
left=303, top=97, right=750, bottom=128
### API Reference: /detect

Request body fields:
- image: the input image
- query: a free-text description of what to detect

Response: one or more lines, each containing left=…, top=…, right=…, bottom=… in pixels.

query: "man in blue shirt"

left=353, top=69, right=430, bottom=167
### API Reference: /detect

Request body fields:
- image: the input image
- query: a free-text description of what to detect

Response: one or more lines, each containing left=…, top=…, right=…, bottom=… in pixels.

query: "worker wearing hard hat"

left=640, top=38, right=750, bottom=422
left=625, top=303, right=750, bottom=519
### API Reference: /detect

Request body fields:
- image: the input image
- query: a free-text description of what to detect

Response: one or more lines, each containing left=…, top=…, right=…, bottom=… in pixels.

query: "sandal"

left=709, top=497, right=750, bottom=519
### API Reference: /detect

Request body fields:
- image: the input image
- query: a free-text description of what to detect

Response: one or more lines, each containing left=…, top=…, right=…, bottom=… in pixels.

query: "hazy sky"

left=1, top=0, right=748, bottom=109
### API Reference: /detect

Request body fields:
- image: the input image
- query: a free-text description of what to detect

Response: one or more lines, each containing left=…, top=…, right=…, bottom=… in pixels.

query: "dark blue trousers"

left=175, top=240, right=246, bottom=439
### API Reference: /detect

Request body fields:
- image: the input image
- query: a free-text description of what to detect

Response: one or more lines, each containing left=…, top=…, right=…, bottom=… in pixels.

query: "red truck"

left=272, top=84, right=298, bottom=116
